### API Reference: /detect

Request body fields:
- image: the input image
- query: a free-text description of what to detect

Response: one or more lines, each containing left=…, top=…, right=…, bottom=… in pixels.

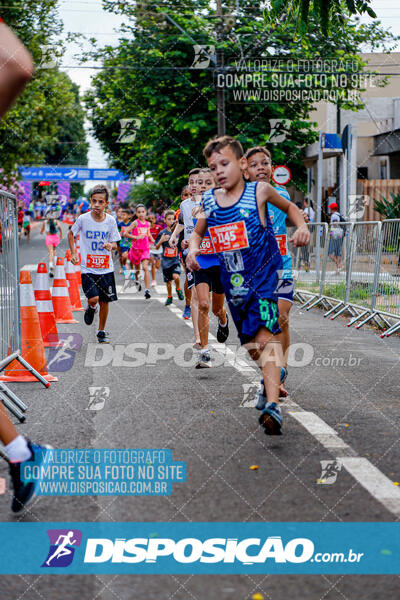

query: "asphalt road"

left=1, top=223, right=399, bottom=599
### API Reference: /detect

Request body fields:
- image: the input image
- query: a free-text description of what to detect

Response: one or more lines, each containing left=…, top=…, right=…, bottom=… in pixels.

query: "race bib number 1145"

left=209, top=221, right=249, bottom=253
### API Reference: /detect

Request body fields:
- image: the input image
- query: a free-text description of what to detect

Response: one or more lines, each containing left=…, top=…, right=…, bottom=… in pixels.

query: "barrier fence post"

left=0, top=190, right=51, bottom=421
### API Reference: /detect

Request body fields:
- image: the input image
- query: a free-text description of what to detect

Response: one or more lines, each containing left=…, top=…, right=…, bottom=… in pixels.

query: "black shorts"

left=194, top=265, right=224, bottom=294
left=163, top=264, right=181, bottom=283
left=81, top=272, right=118, bottom=303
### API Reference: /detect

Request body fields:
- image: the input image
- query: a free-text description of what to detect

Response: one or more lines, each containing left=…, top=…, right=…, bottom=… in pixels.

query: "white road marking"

left=338, top=457, right=400, bottom=517
left=157, top=298, right=400, bottom=517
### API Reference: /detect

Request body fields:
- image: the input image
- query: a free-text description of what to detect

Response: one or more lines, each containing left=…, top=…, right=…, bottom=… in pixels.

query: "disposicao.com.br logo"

left=83, top=536, right=362, bottom=566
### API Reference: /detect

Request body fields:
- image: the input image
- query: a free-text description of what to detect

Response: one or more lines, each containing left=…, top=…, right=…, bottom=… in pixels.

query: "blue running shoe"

left=183, top=305, right=191, bottom=320
left=258, top=402, right=283, bottom=435
left=122, top=265, right=127, bottom=276
left=9, top=441, right=53, bottom=513
left=280, top=367, right=288, bottom=383
left=254, top=379, right=267, bottom=411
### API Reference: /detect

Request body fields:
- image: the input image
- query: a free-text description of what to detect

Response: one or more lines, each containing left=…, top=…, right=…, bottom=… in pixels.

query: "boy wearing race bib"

left=245, top=146, right=294, bottom=399
left=192, top=168, right=229, bottom=369
left=154, top=210, right=184, bottom=305
left=187, top=136, right=309, bottom=435
left=68, top=185, right=121, bottom=344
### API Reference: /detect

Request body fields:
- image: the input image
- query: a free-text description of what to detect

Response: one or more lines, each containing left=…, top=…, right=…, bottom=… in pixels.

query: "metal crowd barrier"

left=295, top=218, right=400, bottom=337
left=0, top=190, right=20, bottom=361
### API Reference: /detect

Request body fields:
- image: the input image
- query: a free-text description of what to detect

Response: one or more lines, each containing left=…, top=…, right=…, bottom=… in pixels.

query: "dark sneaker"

left=97, top=330, right=110, bottom=344
left=9, top=441, right=52, bottom=513
left=254, top=379, right=267, bottom=411
left=183, top=305, right=191, bottom=319
left=165, top=297, right=173, bottom=306
left=259, top=402, right=283, bottom=435
left=84, top=304, right=97, bottom=325
left=49, top=266, right=54, bottom=279
left=195, top=350, right=211, bottom=369
left=144, top=289, right=151, bottom=299
left=216, top=313, right=229, bottom=343
left=135, top=280, right=142, bottom=292
left=176, top=289, right=184, bottom=301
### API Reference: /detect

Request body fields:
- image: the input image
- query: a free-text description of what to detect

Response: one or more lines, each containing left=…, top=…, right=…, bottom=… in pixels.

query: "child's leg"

left=245, top=327, right=283, bottom=406
left=0, top=404, right=19, bottom=446
left=196, top=282, right=210, bottom=349
left=151, top=257, right=156, bottom=281
left=142, top=259, right=150, bottom=289
left=277, top=298, right=292, bottom=367
left=166, top=280, right=172, bottom=296
left=211, top=292, right=227, bottom=325
left=98, top=300, right=109, bottom=331
left=172, top=273, right=181, bottom=290
left=88, top=294, right=99, bottom=308
left=184, top=278, right=191, bottom=306
left=190, top=286, right=200, bottom=344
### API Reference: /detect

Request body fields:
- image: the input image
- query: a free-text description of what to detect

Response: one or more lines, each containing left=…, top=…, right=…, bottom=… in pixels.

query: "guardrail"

left=0, top=190, right=21, bottom=361
left=293, top=219, right=400, bottom=337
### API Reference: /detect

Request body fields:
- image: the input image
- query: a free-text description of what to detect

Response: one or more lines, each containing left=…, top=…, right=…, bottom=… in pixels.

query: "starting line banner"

left=20, top=166, right=128, bottom=181
left=1, top=522, right=399, bottom=574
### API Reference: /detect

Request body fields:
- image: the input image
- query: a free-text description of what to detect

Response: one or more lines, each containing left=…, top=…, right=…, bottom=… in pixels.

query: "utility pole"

left=216, top=0, right=226, bottom=136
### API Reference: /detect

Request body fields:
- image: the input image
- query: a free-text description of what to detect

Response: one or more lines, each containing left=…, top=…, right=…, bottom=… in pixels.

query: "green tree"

left=267, top=0, right=377, bottom=34
left=85, top=0, right=396, bottom=200
left=0, top=0, right=87, bottom=181
left=44, top=77, right=89, bottom=167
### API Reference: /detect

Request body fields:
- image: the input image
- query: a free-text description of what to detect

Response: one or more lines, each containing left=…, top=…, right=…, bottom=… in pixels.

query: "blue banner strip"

left=0, top=523, right=399, bottom=574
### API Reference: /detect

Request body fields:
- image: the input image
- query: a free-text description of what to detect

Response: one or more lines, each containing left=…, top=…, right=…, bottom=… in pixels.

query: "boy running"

left=155, top=209, right=184, bottom=305
left=187, top=136, right=309, bottom=435
left=68, top=185, right=120, bottom=344
left=192, top=168, right=229, bottom=368
left=245, top=146, right=294, bottom=398
left=169, top=169, right=201, bottom=346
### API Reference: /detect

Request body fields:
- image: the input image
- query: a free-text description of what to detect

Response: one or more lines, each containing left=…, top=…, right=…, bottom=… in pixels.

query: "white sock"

left=49, top=261, right=54, bottom=268
left=5, top=435, right=32, bottom=463
left=201, top=347, right=209, bottom=354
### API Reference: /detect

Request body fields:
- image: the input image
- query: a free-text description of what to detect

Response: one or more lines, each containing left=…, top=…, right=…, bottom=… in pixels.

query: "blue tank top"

left=202, top=181, right=283, bottom=307
left=268, top=185, right=292, bottom=279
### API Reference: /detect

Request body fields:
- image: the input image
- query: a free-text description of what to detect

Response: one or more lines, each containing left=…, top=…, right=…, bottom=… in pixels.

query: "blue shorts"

left=276, top=278, right=294, bottom=303
left=229, top=296, right=281, bottom=345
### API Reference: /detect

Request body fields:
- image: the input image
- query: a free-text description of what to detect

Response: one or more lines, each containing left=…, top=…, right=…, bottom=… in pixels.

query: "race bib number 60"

left=199, top=236, right=214, bottom=255
left=209, top=221, right=249, bottom=253
left=87, top=254, right=110, bottom=269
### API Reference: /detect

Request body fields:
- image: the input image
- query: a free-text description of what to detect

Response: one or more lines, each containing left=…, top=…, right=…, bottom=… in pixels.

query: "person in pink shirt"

left=124, top=204, right=155, bottom=299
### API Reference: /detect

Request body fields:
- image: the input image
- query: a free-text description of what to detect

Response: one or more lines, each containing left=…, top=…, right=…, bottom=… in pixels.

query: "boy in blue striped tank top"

left=187, top=136, right=309, bottom=435
left=245, top=146, right=294, bottom=400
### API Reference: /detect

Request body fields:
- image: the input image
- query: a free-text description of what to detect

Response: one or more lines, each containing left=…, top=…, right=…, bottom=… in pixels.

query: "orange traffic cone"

left=34, top=262, right=62, bottom=347
left=52, top=257, right=78, bottom=324
left=0, top=271, right=57, bottom=383
left=65, top=250, right=83, bottom=311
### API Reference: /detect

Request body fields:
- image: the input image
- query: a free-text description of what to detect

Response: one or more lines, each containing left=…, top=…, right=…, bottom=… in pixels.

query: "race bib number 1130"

left=87, top=254, right=110, bottom=269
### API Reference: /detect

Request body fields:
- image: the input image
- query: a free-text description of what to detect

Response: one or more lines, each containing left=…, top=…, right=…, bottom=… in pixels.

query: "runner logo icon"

left=42, top=529, right=82, bottom=568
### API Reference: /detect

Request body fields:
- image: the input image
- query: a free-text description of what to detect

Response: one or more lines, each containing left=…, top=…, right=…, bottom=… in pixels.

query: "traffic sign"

left=272, top=165, right=291, bottom=186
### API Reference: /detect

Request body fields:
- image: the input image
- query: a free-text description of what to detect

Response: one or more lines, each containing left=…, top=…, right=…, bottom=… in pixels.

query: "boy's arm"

left=186, top=218, right=207, bottom=271
left=68, top=229, right=78, bottom=263
left=169, top=222, right=184, bottom=247
left=258, top=182, right=310, bottom=247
